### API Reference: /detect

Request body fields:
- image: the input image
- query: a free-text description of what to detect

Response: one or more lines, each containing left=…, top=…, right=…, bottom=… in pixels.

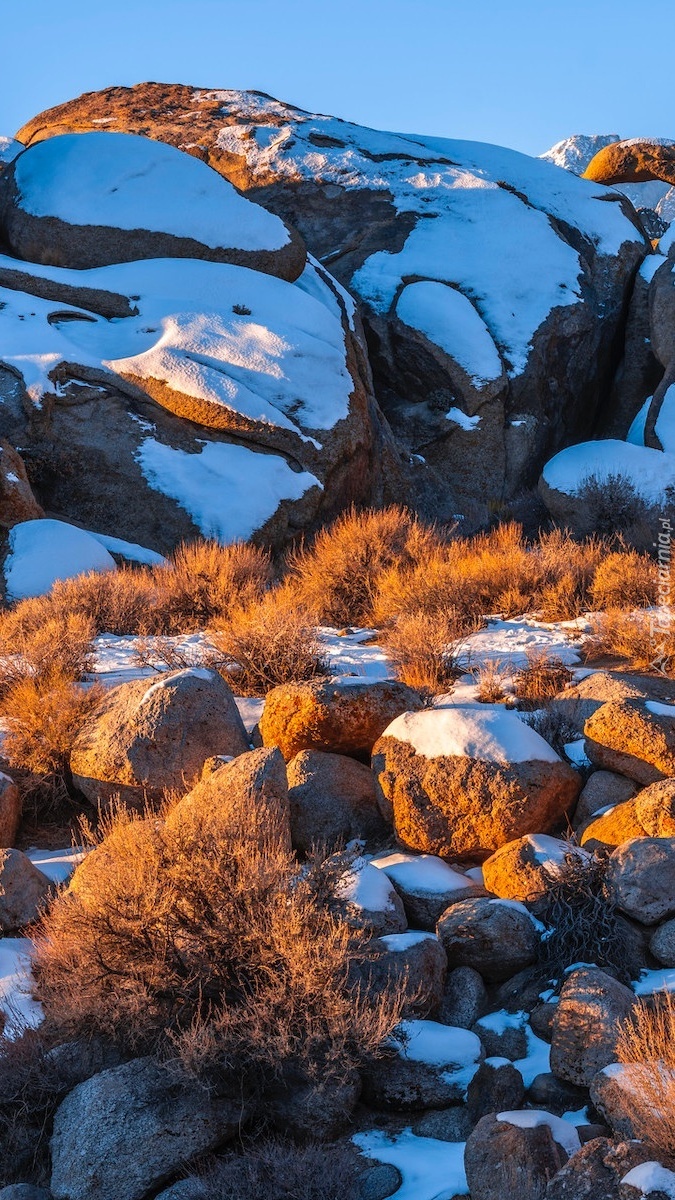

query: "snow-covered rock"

left=372, top=705, right=580, bottom=859
left=16, top=82, right=649, bottom=524
left=3, top=518, right=116, bottom=600
left=0, top=131, right=303, bottom=279
left=362, top=1018, right=483, bottom=1109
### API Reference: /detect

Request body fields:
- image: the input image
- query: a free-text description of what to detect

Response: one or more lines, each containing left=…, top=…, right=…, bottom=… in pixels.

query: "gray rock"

left=412, top=1106, right=474, bottom=1141
left=0, top=848, right=53, bottom=932
left=466, top=1060, right=526, bottom=1123
left=437, top=965, right=489, bottom=1028
left=590, top=1065, right=644, bottom=1140
left=357, top=1163, right=402, bottom=1200
left=527, top=1072, right=589, bottom=1117
left=49, top=1057, right=249, bottom=1200
left=544, top=1137, right=654, bottom=1199
left=607, top=838, right=675, bottom=925
left=550, top=968, right=635, bottom=1087
left=573, top=771, right=639, bottom=829
left=287, top=750, right=384, bottom=852
left=649, top=915, right=675, bottom=966
left=359, top=932, right=447, bottom=1017
left=70, top=668, right=250, bottom=809
left=465, top=1111, right=576, bottom=1200
left=436, top=897, right=539, bottom=983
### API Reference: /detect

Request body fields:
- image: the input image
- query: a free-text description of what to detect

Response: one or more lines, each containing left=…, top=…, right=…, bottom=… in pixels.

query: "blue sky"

left=3, top=0, right=674, bottom=155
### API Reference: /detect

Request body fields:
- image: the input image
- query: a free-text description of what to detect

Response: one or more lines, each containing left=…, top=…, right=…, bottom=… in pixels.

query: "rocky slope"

left=14, top=83, right=649, bottom=526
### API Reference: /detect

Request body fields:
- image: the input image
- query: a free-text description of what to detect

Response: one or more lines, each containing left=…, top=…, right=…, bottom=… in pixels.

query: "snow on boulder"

left=362, top=1018, right=483, bottom=1109
left=0, top=253, right=385, bottom=552
left=436, top=896, right=540, bottom=983
left=372, top=705, right=580, bottom=860
left=0, top=132, right=304, bottom=280
left=585, top=699, right=675, bottom=784
left=539, top=439, right=675, bottom=531
left=482, top=834, right=590, bottom=902
left=70, top=668, right=250, bottom=811
left=358, top=931, right=448, bottom=1018
left=3, top=518, right=116, bottom=601
left=370, top=850, right=486, bottom=929
left=16, top=82, right=648, bottom=523
left=335, top=856, right=407, bottom=937
left=465, top=1109, right=574, bottom=1200
left=621, top=1162, right=675, bottom=1198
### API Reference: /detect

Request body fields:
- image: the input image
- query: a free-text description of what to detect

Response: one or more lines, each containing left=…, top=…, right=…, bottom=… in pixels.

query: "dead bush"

left=0, top=611, right=95, bottom=697
left=33, top=791, right=403, bottom=1108
left=212, top=585, right=329, bottom=695
left=575, top=473, right=651, bottom=538
left=384, top=607, right=472, bottom=693
left=616, top=992, right=675, bottom=1159
left=590, top=549, right=658, bottom=611
left=152, top=540, right=272, bottom=633
left=474, top=660, right=508, bottom=703
left=514, top=651, right=574, bottom=704
left=0, top=675, right=103, bottom=779
left=194, top=1137, right=361, bottom=1200
left=290, top=505, right=441, bottom=626
left=533, top=851, right=630, bottom=986
left=586, top=608, right=675, bottom=675
left=0, top=1028, right=71, bottom=1187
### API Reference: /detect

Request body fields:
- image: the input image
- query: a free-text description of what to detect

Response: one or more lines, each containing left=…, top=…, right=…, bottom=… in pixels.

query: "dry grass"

left=33, top=789, right=404, bottom=1108
left=211, top=584, right=329, bottom=696
left=616, top=992, right=675, bottom=1159
left=514, top=651, right=574, bottom=704
left=474, top=659, right=508, bottom=703
left=590, top=548, right=658, bottom=611
left=0, top=611, right=95, bottom=698
left=384, top=608, right=471, bottom=693
left=585, top=608, right=675, bottom=675
left=0, top=676, right=103, bottom=778
left=289, top=505, right=442, bottom=627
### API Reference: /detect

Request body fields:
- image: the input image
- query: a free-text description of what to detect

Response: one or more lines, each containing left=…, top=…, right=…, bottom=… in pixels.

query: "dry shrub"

left=535, top=529, right=605, bottom=620
left=152, top=540, right=272, bottom=633
left=384, top=607, right=471, bottom=693
left=0, top=611, right=95, bottom=698
left=0, top=1028, right=70, bottom=1186
left=575, top=472, right=651, bottom=537
left=474, top=660, right=508, bottom=703
left=590, top=548, right=658, bottom=611
left=586, top=608, right=675, bottom=675
left=616, top=992, right=675, bottom=1159
left=533, top=851, right=630, bottom=985
left=514, top=651, right=574, bottom=704
left=290, top=505, right=441, bottom=626
left=0, top=676, right=103, bottom=778
left=212, top=584, right=329, bottom=695
left=195, top=1138, right=361, bottom=1200
left=34, top=789, right=403, bottom=1106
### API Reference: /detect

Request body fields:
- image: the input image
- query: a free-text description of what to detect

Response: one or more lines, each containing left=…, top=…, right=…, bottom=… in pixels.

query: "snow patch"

left=382, top=705, right=561, bottom=763
left=496, top=1110, right=581, bottom=1157
left=4, top=519, right=116, bottom=600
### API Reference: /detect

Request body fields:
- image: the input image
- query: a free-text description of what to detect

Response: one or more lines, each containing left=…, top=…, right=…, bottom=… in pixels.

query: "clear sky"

left=3, top=0, right=674, bottom=156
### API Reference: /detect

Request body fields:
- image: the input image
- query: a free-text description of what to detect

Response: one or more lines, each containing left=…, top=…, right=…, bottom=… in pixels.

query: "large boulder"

left=372, top=705, right=580, bottom=860
left=0, top=847, right=53, bottom=931
left=358, top=931, right=448, bottom=1017
left=370, top=850, right=486, bottom=929
left=579, top=801, right=647, bottom=852
left=0, top=440, right=44, bottom=528
left=585, top=701, right=675, bottom=785
left=437, top=965, right=488, bottom=1028
left=362, top=1018, right=483, bottom=1109
left=334, top=857, right=407, bottom=936
left=0, top=132, right=304, bottom=279
left=436, top=896, right=540, bottom=983
left=583, top=139, right=675, bottom=188
left=49, top=1056, right=249, bottom=1200
left=464, top=1111, right=580, bottom=1200
left=606, top=837, right=675, bottom=924
left=0, top=250, right=392, bottom=555
left=70, top=667, right=250, bottom=808
left=166, top=746, right=290, bottom=843
left=634, top=778, right=675, bottom=836
left=550, top=967, right=635, bottom=1087
left=260, top=679, right=424, bottom=762
left=589, top=1064, right=646, bottom=1140
left=16, top=83, right=648, bottom=524
left=286, top=749, right=384, bottom=852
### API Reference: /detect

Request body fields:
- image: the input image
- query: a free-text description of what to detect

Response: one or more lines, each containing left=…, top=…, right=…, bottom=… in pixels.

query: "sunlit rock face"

left=16, top=83, right=648, bottom=525
left=0, top=129, right=393, bottom=554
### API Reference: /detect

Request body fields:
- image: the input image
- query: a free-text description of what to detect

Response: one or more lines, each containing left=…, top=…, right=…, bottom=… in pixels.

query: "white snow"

left=655, top=385, right=675, bottom=453
left=89, top=532, right=167, bottom=567
left=396, top=282, right=502, bottom=385
left=542, top=439, right=675, bottom=505
left=526, top=834, right=590, bottom=870
left=627, top=397, right=652, bottom=446
left=381, top=705, right=561, bottom=763
left=0, top=136, right=22, bottom=165
left=0, top=938, right=42, bottom=1040
left=540, top=134, right=620, bottom=176
left=318, top=627, right=392, bottom=682
left=26, top=846, right=86, bottom=885
left=446, top=407, right=481, bottom=431
left=390, top=1019, right=482, bottom=1090
left=474, top=1008, right=551, bottom=1087
left=353, top=1129, right=468, bottom=1199
left=633, top=969, right=675, bottom=996
left=646, top=700, right=675, bottom=718
left=371, top=851, right=480, bottom=896
left=337, top=857, right=402, bottom=916
left=136, top=438, right=320, bottom=543
left=564, top=738, right=592, bottom=768
left=14, top=131, right=289, bottom=251
left=621, top=1163, right=675, bottom=1197
left=4, top=519, right=116, bottom=601
left=0, top=255, right=355, bottom=441
left=379, top=931, right=439, bottom=952
left=496, top=1110, right=581, bottom=1157
left=455, top=616, right=584, bottom=672
left=207, top=89, right=642, bottom=377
